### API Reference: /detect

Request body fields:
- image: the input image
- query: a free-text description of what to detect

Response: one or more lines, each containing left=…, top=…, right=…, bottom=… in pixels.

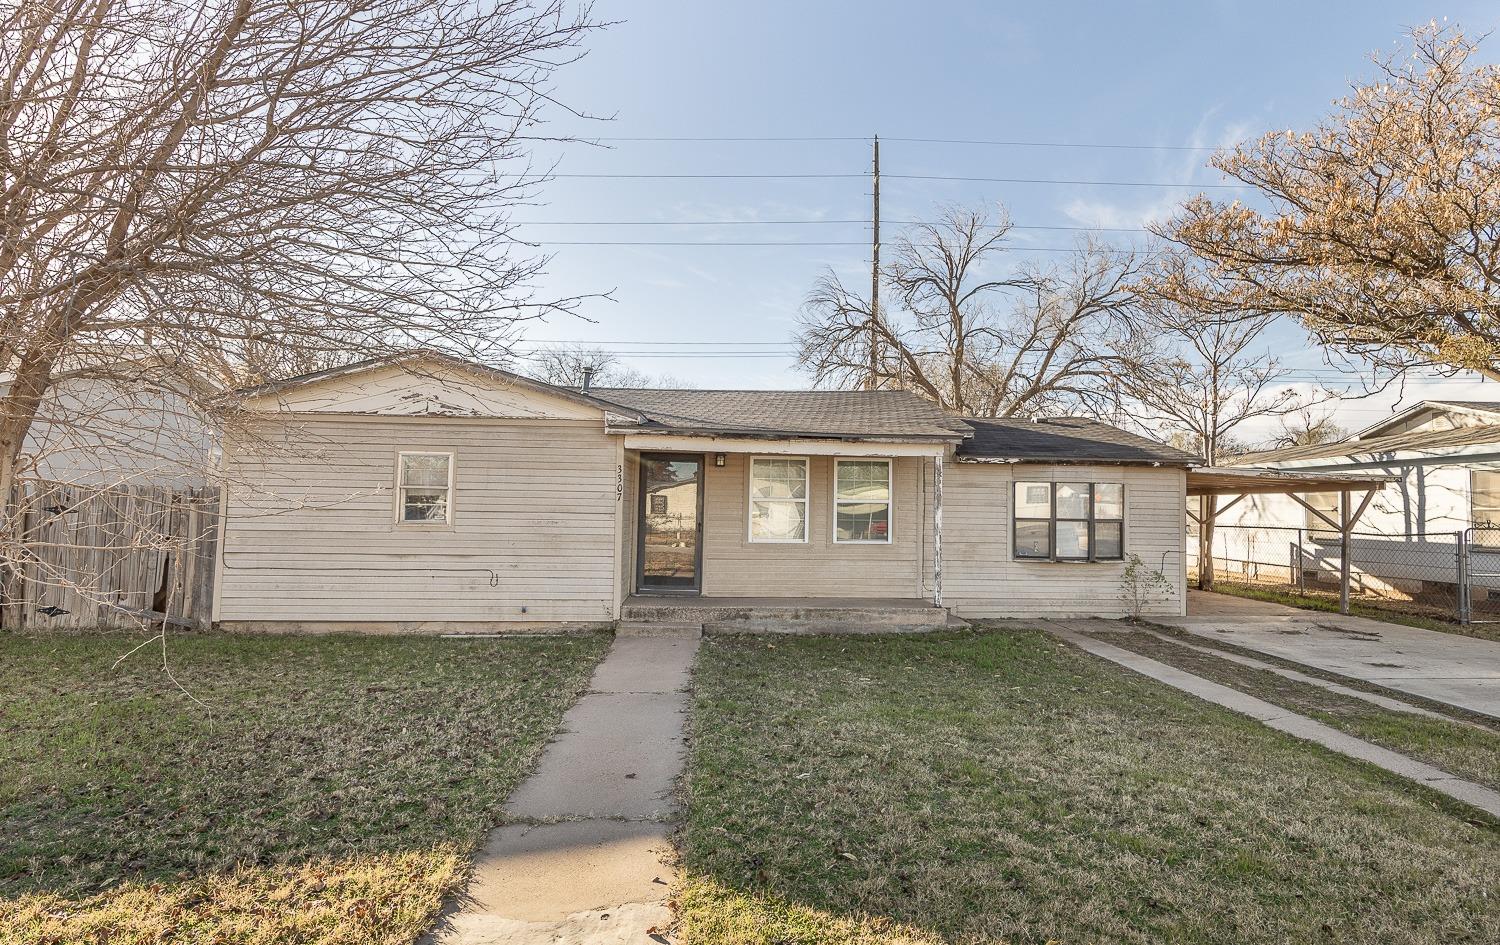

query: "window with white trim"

left=398, top=452, right=453, bottom=523
left=1472, top=470, right=1500, bottom=548
left=834, top=458, right=892, bottom=542
left=749, top=456, right=808, bottom=542
left=1013, top=481, right=1124, bottom=561
left=1302, top=491, right=1341, bottom=536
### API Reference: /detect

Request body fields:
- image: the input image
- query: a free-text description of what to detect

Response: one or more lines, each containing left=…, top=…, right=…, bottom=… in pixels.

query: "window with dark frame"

left=1012, top=481, right=1124, bottom=561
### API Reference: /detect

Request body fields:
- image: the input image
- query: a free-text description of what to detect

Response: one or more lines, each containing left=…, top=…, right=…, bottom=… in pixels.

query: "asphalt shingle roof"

left=1233, top=423, right=1500, bottom=466
left=956, top=417, right=1199, bottom=465
left=590, top=388, right=970, bottom=440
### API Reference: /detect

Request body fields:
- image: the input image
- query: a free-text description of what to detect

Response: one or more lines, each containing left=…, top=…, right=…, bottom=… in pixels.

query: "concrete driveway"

left=1156, top=592, right=1500, bottom=720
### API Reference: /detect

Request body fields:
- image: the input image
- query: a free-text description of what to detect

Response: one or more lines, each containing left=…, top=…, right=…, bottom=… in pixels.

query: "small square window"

left=398, top=452, right=452, bottom=524
left=1015, top=520, right=1051, bottom=558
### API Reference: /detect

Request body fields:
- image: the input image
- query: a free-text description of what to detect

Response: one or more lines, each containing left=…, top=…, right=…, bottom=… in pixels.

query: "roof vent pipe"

left=581, top=366, right=595, bottom=392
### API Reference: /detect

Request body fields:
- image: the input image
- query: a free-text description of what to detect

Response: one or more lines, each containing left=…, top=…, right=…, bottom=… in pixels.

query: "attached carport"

left=1187, top=466, right=1399, bottom=614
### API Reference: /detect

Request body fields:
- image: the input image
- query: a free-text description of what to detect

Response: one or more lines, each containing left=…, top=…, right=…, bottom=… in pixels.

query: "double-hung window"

left=834, top=458, right=892, bottom=542
left=749, top=457, right=808, bottom=542
left=397, top=452, right=454, bottom=524
left=1472, top=470, right=1500, bottom=548
left=1013, top=481, right=1124, bottom=561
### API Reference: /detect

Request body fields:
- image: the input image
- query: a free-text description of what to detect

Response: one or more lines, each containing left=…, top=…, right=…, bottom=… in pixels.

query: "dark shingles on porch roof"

left=957, top=417, right=1199, bottom=465
left=589, top=388, right=970, bottom=439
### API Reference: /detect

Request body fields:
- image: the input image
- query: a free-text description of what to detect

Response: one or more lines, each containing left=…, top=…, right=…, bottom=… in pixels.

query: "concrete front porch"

left=619, top=595, right=958, bottom=635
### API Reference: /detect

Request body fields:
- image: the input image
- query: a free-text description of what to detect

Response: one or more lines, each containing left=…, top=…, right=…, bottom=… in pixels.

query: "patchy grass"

left=1206, top=581, right=1500, bottom=642
left=681, top=630, right=1499, bottom=945
left=1108, top=627, right=1500, bottom=793
left=0, top=631, right=608, bottom=944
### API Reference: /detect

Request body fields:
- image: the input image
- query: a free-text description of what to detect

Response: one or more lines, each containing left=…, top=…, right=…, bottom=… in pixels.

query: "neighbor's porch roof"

left=1187, top=465, right=1398, bottom=496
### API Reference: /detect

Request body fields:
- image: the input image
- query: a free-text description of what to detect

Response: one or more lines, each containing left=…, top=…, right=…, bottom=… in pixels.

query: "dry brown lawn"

left=0, top=631, right=607, bottom=944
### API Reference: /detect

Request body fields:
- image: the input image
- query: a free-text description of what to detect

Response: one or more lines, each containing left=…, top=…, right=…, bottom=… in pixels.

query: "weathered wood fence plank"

left=8, top=481, right=220, bottom=630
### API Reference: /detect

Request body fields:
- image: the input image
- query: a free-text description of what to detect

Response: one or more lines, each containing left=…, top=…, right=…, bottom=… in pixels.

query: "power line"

left=514, top=219, right=1152, bottom=232
left=572, top=134, right=1224, bottom=151
left=527, top=172, right=1244, bottom=189
left=532, top=240, right=866, bottom=246
left=522, top=339, right=788, bottom=345
left=887, top=174, right=1240, bottom=189
left=528, top=241, right=1125, bottom=249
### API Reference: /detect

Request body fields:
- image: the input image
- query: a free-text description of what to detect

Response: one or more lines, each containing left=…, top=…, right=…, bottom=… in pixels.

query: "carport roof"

left=1187, top=466, right=1398, bottom=497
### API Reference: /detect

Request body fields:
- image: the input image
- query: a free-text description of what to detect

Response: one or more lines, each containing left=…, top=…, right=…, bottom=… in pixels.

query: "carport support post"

left=1197, top=494, right=1216, bottom=591
left=1339, top=489, right=1352, bottom=615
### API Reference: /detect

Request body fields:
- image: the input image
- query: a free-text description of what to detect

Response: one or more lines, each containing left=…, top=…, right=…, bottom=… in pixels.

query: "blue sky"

left=514, top=1, right=1500, bottom=438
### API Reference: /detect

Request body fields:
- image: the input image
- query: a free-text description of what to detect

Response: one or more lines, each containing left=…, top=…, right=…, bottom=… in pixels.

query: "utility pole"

left=867, top=134, right=881, bottom=391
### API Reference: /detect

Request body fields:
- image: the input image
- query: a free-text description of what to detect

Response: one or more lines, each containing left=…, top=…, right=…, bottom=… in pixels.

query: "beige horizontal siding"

left=941, top=463, right=1187, bottom=618
left=220, top=416, right=621, bottom=625
left=695, top=453, right=930, bottom=599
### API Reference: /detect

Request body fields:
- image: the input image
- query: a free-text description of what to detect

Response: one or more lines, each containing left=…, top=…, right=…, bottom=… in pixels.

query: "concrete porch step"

left=704, top=618, right=963, bottom=636
left=614, top=620, right=704, bottom=638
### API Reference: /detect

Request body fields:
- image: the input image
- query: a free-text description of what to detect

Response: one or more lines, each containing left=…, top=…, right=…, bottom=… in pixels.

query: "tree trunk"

left=0, top=356, right=56, bottom=628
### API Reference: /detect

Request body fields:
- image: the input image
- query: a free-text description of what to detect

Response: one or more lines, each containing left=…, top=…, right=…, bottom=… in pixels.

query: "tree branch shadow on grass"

left=0, top=631, right=608, bottom=943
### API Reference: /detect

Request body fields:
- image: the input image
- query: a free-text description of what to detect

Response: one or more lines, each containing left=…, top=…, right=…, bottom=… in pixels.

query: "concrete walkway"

left=1045, top=620, right=1500, bottom=818
left=427, top=634, right=698, bottom=945
left=1164, top=591, right=1500, bottom=719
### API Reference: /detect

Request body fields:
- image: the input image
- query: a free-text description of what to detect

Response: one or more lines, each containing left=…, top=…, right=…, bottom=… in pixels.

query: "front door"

left=637, top=453, right=704, bottom=593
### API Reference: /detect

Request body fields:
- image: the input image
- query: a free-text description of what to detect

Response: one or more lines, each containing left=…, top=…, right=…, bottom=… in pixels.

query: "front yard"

left=680, top=629, right=1500, bottom=945
left=9, top=626, right=1499, bottom=945
left=0, top=631, right=608, bottom=944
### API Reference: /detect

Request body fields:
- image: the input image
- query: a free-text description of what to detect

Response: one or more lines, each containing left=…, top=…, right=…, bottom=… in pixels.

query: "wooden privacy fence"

left=7, top=481, right=220, bottom=630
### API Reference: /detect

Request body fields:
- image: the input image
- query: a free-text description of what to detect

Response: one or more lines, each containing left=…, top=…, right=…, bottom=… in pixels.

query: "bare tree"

left=1116, top=302, right=1314, bottom=466
left=797, top=205, right=1142, bottom=417
left=0, top=0, right=598, bottom=619
left=1271, top=406, right=1347, bottom=449
left=1117, top=294, right=1331, bottom=589
left=1159, top=23, right=1500, bottom=381
left=523, top=344, right=683, bottom=389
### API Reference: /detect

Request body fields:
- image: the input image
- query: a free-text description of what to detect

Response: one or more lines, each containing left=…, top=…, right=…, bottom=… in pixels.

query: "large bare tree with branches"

left=0, top=0, right=598, bottom=620
left=797, top=206, right=1143, bottom=417
left=1116, top=303, right=1318, bottom=466
left=1116, top=288, right=1332, bottom=589
left=1159, top=23, right=1500, bottom=381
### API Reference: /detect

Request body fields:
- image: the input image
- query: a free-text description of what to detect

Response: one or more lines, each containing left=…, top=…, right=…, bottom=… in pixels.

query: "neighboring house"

left=1208, top=401, right=1500, bottom=597
left=3, top=357, right=217, bottom=489
left=214, top=352, right=1202, bottom=630
left=1218, top=401, right=1500, bottom=539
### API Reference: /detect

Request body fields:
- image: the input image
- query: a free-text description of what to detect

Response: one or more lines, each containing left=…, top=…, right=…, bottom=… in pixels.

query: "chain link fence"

left=1187, top=523, right=1500, bottom=625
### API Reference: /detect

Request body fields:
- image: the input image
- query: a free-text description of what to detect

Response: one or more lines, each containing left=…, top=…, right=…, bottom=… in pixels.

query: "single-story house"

left=1204, top=400, right=1500, bottom=597
left=1220, top=400, right=1500, bottom=537
left=213, top=351, right=1213, bottom=631
left=4, top=353, right=217, bottom=489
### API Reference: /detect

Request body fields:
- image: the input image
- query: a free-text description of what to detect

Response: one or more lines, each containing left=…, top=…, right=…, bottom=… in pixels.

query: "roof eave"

left=232, top=350, right=646, bottom=422
left=607, top=424, right=966, bottom=444
left=955, top=455, right=1198, bottom=467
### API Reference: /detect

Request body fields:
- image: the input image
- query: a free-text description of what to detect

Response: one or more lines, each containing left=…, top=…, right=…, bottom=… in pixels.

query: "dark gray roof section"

left=591, top=388, right=971, bottom=441
left=956, top=417, right=1199, bottom=465
left=1234, top=423, right=1500, bottom=466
